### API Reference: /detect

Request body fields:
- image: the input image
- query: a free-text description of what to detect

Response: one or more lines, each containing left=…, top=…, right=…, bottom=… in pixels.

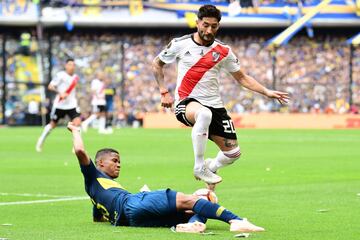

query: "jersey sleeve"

left=49, top=72, right=62, bottom=87
left=222, top=48, right=241, bottom=73
left=157, top=39, right=181, bottom=64
left=80, top=160, right=98, bottom=183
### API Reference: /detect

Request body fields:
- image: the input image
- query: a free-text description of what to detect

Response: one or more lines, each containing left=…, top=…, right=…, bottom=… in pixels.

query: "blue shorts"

left=123, top=189, right=189, bottom=227
left=105, top=99, right=114, bottom=112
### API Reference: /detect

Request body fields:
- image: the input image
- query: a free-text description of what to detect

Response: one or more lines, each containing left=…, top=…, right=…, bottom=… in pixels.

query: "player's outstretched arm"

left=67, top=122, right=91, bottom=166
left=152, top=57, right=174, bottom=108
left=231, top=70, right=290, bottom=104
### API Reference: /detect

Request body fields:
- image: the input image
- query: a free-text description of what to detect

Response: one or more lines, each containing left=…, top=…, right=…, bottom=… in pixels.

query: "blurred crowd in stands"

left=1, top=32, right=359, bottom=126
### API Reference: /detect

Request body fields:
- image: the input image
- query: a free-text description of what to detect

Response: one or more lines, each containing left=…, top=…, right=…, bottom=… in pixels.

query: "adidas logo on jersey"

left=185, top=51, right=191, bottom=56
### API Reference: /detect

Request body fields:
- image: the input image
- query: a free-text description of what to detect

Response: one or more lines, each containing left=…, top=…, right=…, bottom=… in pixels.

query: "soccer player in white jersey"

left=152, top=5, right=290, bottom=185
left=36, top=58, right=81, bottom=152
left=81, top=71, right=110, bottom=134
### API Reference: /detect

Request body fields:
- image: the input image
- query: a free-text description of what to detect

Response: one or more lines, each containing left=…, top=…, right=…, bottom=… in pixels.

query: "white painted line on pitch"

left=0, top=192, right=76, bottom=198
left=0, top=196, right=89, bottom=206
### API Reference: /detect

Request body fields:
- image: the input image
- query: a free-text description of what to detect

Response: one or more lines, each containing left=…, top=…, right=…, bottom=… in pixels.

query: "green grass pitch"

left=0, top=127, right=359, bottom=240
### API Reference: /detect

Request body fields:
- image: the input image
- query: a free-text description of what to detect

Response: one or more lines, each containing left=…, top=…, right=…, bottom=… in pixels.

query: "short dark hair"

left=197, top=5, right=221, bottom=22
left=95, top=148, right=119, bottom=165
left=66, top=58, right=74, bottom=63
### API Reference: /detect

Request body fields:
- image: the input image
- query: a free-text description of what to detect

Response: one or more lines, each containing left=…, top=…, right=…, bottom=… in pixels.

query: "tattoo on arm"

left=224, top=139, right=237, bottom=148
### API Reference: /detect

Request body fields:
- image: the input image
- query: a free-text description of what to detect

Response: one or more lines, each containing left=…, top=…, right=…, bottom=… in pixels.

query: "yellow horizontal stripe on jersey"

left=105, top=89, right=115, bottom=95
left=97, top=178, right=125, bottom=190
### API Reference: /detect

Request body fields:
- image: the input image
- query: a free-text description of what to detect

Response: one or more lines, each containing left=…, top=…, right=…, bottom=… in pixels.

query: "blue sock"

left=188, top=214, right=207, bottom=224
left=192, top=199, right=242, bottom=223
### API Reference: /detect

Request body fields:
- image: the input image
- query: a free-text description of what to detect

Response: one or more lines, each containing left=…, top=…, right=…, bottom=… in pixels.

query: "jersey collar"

left=191, top=34, right=214, bottom=47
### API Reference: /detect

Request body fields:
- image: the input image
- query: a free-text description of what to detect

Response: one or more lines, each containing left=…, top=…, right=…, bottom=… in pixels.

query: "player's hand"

left=265, top=89, right=290, bottom=105
left=67, top=122, right=80, bottom=132
left=161, top=92, right=174, bottom=108
left=59, top=92, right=69, bottom=101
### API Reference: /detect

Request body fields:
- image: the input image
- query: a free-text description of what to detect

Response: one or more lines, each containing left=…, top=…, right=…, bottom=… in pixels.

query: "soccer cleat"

left=229, top=219, right=265, bottom=232
left=194, top=166, right=222, bottom=184
left=204, top=160, right=218, bottom=190
left=175, top=221, right=206, bottom=233
left=204, top=158, right=217, bottom=173
left=105, top=127, right=113, bottom=134
left=35, top=141, right=42, bottom=152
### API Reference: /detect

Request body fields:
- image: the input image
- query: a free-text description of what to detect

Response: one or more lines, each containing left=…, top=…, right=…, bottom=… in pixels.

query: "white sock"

left=37, top=124, right=53, bottom=148
left=208, top=147, right=241, bottom=172
left=192, top=108, right=212, bottom=171
left=83, top=114, right=97, bottom=128
left=98, top=117, right=106, bottom=132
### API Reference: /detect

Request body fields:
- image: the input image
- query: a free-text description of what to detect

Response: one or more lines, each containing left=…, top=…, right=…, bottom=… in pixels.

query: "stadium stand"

left=0, top=0, right=359, bottom=126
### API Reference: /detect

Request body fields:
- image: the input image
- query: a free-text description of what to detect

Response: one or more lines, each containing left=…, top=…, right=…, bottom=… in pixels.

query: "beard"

left=198, top=30, right=215, bottom=44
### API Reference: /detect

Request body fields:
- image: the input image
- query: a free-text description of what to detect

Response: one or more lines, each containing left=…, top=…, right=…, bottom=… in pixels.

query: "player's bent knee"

left=73, top=117, right=82, bottom=126
left=195, top=107, right=212, bottom=121
left=195, top=107, right=212, bottom=125
left=222, top=146, right=241, bottom=165
left=50, top=122, right=57, bottom=128
left=176, top=192, right=199, bottom=210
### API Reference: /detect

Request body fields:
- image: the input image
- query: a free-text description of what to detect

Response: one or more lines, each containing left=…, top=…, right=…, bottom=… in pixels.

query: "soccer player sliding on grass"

left=67, top=121, right=265, bottom=233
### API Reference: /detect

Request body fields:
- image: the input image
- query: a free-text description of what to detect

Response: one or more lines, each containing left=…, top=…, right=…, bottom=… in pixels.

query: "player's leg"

left=176, top=192, right=240, bottom=222
left=175, top=197, right=207, bottom=233
left=68, top=108, right=81, bottom=126
left=81, top=105, right=97, bottom=132
left=184, top=101, right=222, bottom=184
left=97, top=106, right=108, bottom=134
left=206, top=109, right=241, bottom=174
left=123, top=189, right=189, bottom=227
left=176, top=192, right=264, bottom=232
left=105, top=98, right=114, bottom=132
left=72, top=116, right=81, bottom=126
left=206, top=135, right=241, bottom=173
left=35, top=109, right=61, bottom=152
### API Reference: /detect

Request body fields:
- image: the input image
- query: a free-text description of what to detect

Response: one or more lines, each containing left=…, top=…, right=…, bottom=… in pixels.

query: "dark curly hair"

left=197, top=5, right=221, bottom=22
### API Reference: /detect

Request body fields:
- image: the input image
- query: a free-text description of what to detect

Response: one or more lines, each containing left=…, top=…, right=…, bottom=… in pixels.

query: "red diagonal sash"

left=59, top=75, right=79, bottom=101
left=178, top=44, right=229, bottom=100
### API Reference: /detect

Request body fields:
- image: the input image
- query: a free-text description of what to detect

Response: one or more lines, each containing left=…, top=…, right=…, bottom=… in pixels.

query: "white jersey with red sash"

left=157, top=34, right=240, bottom=108
left=50, top=71, right=79, bottom=110
left=90, top=78, right=106, bottom=106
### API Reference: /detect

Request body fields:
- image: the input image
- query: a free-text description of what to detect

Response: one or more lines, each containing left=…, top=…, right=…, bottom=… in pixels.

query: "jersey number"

left=91, top=198, right=110, bottom=218
left=222, top=120, right=236, bottom=133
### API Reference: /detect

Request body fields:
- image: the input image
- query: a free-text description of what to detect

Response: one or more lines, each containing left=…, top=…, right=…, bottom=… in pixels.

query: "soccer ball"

left=193, top=188, right=218, bottom=204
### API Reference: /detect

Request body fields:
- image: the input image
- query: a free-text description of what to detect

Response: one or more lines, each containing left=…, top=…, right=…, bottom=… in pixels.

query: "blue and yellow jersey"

left=104, top=87, right=115, bottom=97
left=80, top=160, right=130, bottom=225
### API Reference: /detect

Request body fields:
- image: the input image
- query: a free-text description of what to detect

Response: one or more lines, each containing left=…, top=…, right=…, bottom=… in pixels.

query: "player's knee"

left=176, top=192, right=198, bottom=210
left=195, top=107, right=212, bottom=126
left=49, top=122, right=56, bottom=129
left=221, top=146, right=241, bottom=165
left=73, top=117, right=82, bottom=126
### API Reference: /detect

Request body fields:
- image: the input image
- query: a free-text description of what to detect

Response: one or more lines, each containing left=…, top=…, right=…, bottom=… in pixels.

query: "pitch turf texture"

left=0, top=127, right=359, bottom=240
